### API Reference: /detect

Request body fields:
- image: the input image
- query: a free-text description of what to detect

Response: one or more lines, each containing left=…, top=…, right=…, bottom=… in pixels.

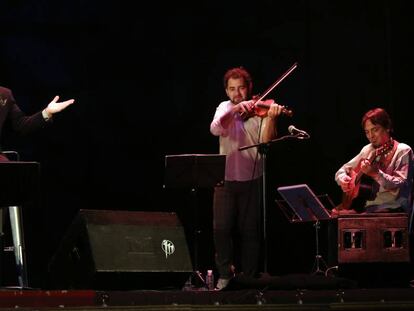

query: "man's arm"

left=260, top=102, right=283, bottom=143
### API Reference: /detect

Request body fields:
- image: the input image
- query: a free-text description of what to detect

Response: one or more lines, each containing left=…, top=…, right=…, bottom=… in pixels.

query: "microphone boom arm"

left=239, top=134, right=302, bottom=151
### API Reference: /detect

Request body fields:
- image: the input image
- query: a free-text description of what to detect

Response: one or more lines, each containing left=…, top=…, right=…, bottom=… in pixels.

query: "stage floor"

left=1, top=272, right=413, bottom=310
left=1, top=286, right=414, bottom=311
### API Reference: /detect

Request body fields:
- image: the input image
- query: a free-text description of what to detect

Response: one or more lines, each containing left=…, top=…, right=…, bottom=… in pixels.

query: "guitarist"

left=334, top=108, right=414, bottom=214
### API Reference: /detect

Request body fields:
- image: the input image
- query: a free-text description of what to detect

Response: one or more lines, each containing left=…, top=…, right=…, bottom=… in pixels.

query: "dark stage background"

left=1, top=0, right=414, bottom=288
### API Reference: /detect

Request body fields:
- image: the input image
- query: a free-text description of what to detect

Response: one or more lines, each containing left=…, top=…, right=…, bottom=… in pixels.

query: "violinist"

left=209, top=66, right=284, bottom=290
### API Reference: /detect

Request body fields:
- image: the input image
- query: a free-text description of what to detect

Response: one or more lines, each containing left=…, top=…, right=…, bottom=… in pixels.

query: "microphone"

left=288, top=125, right=310, bottom=138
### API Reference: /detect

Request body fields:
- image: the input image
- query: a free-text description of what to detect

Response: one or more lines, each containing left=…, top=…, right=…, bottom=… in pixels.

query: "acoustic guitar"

left=339, top=139, right=395, bottom=211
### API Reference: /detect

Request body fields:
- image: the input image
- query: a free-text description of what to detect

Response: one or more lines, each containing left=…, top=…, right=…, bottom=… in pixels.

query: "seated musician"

left=334, top=108, right=414, bottom=214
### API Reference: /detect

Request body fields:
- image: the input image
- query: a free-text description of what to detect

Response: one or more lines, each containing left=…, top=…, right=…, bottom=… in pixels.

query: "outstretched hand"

left=45, top=95, right=75, bottom=116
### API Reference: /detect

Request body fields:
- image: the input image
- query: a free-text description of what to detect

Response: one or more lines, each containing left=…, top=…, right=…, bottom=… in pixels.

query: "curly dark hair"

left=223, top=67, right=252, bottom=96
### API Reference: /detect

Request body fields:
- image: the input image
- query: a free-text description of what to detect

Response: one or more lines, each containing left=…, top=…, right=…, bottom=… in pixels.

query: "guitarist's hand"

left=360, top=158, right=379, bottom=178
left=339, top=174, right=353, bottom=192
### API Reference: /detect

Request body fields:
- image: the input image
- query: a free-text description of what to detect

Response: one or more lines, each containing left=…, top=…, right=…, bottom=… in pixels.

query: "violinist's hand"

left=267, top=101, right=283, bottom=119
left=44, top=95, right=75, bottom=116
left=236, top=100, right=254, bottom=114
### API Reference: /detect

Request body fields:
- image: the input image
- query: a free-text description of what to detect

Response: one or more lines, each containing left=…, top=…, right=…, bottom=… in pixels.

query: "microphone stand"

left=239, top=133, right=308, bottom=274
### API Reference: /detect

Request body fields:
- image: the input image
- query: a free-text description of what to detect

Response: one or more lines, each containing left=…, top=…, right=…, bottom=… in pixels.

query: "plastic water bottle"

left=206, top=270, right=214, bottom=290
left=182, top=275, right=193, bottom=291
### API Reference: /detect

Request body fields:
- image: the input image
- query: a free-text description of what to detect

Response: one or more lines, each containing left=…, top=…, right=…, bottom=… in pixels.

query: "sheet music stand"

left=0, top=160, right=40, bottom=288
left=164, top=154, right=225, bottom=189
left=164, top=154, right=225, bottom=287
left=276, top=184, right=332, bottom=275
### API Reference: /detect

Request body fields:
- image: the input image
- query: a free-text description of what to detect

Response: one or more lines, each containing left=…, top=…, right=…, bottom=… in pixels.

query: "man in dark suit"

left=0, top=86, right=74, bottom=161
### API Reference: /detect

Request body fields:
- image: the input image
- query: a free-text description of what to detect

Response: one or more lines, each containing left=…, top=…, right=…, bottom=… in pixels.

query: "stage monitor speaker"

left=48, top=209, right=193, bottom=290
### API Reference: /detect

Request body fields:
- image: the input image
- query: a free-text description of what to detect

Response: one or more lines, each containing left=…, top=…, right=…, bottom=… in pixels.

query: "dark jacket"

left=0, top=86, right=47, bottom=153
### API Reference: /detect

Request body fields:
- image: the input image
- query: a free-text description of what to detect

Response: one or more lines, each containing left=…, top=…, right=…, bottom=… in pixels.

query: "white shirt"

left=210, top=100, right=265, bottom=181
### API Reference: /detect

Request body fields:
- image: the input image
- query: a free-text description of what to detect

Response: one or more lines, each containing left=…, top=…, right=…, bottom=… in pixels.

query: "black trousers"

left=213, top=177, right=262, bottom=279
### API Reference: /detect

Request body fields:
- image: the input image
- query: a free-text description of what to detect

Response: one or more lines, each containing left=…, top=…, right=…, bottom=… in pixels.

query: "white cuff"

left=42, top=109, right=52, bottom=121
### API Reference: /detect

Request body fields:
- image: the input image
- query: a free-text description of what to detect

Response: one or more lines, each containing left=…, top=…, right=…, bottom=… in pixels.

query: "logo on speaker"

left=0, top=96, right=7, bottom=106
left=161, top=240, right=175, bottom=258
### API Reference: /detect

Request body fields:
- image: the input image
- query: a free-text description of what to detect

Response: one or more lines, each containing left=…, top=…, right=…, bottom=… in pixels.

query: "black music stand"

left=164, top=154, right=225, bottom=189
left=276, top=184, right=332, bottom=275
left=164, top=154, right=225, bottom=287
left=0, top=161, right=40, bottom=288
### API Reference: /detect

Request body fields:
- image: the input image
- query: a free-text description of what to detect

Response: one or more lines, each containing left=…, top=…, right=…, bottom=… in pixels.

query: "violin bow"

left=254, top=62, right=298, bottom=103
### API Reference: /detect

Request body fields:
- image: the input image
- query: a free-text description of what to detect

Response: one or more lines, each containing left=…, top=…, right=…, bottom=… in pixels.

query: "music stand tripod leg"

left=311, top=220, right=328, bottom=275
left=9, top=206, right=28, bottom=288
left=189, top=188, right=206, bottom=288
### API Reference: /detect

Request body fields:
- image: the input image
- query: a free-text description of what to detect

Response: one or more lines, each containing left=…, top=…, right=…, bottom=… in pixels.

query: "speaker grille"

left=48, top=210, right=193, bottom=290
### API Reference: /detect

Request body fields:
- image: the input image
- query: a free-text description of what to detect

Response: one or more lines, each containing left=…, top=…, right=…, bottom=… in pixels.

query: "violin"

left=239, top=98, right=293, bottom=121
left=238, top=62, right=298, bottom=121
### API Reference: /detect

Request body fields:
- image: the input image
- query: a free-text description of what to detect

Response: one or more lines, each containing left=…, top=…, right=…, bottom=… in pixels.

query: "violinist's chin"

left=231, top=96, right=244, bottom=105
